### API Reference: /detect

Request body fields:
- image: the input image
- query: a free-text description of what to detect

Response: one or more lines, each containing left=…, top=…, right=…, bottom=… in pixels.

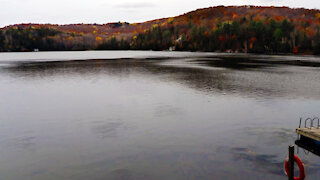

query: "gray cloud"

left=0, top=0, right=11, bottom=3
left=115, top=2, right=155, bottom=9
left=1, top=0, right=320, bottom=27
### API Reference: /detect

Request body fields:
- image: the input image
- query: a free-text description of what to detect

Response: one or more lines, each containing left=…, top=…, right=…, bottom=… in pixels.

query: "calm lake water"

left=0, top=51, right=320, bottom=180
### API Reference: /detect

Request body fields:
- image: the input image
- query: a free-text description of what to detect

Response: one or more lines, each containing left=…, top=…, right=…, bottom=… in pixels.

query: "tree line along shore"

left=1, top=6, right=320, bottom=54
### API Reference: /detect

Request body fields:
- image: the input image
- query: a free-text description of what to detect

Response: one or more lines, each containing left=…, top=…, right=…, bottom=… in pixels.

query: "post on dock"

left=288, top=145, right=295, bottom=180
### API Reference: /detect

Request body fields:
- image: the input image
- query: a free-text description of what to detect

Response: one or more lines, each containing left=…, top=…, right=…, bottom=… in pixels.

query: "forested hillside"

left=1, top=6, right=320, bottom=54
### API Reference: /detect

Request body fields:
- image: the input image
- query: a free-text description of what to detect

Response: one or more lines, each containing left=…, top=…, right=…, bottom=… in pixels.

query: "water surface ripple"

left=0, top=51, right=320, bottom=180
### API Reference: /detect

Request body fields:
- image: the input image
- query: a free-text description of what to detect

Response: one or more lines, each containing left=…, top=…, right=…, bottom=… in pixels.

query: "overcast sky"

left=0, top=0, right=319, bottom=28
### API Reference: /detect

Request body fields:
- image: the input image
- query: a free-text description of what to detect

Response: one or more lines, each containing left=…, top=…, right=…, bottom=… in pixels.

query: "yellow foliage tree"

left=95, top=36, right=102, bottom=41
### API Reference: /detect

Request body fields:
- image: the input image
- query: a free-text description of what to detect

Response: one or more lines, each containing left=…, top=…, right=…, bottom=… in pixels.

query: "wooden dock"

left=296, top=128, right=320, bottom=142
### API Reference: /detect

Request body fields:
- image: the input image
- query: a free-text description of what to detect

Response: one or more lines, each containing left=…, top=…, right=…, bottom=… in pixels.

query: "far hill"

left=1, top=6, right=320, bottom=54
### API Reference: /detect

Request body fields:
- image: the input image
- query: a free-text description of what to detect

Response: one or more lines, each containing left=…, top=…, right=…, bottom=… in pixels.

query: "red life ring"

left=284, top=155, right=306, bottom=180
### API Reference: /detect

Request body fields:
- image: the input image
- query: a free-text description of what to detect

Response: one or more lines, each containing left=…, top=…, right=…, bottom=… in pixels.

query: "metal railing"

left=300, top=117, right=320, bottom=129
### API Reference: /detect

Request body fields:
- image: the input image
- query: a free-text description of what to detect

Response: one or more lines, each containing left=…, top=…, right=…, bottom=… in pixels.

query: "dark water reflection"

left=3, top=56, right=320, bottom=99
left=0, top=52, right=320, bottom=180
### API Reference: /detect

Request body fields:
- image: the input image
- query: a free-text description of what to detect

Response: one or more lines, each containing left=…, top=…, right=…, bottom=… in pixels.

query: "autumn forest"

left=1, top=6, right=320, bottom=54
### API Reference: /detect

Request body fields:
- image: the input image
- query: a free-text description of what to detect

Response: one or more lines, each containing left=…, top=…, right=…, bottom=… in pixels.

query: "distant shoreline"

left=1, top=6, right=320, bottom=54
left=0, top=49, right=318, bottom=57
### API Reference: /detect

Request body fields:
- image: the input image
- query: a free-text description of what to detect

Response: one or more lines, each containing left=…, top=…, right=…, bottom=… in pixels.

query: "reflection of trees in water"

left=2, top=56, right=320, bottom=99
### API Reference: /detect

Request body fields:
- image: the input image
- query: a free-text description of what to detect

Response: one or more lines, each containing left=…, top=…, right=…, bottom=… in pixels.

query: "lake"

left=0, top=51, right=320, bottom=180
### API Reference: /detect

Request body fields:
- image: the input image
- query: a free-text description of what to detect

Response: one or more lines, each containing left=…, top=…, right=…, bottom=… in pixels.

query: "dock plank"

left=296, top=128, right=320, bottom=142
